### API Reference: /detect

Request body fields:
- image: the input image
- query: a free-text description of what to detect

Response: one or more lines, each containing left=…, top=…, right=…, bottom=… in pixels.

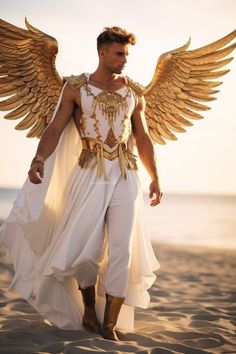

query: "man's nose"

left=122, top=56, right=127, bottom=64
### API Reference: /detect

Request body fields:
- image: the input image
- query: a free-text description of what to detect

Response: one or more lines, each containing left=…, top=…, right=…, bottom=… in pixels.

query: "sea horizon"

left=1, top=187, right=236, bottom=250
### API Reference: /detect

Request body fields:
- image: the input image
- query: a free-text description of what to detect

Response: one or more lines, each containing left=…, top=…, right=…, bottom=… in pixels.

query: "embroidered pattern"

left=104, top=127, right=118, bottom=148
left=76, top=74, right=139, bottom=179
left=126, top=76, right=144, bottom=96
left=66, top=73, right=87, bottom=91
left=77, top=112, right=86, bottom=135
left=78, top=137, right=138, bottom=180
left=84, top=83, right=130, bottom=134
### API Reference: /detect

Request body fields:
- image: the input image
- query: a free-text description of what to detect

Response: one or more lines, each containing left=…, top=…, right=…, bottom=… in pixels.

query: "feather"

left=0, top=17, right=63, bottom=138
left=144, top=30, right=236, bottom=144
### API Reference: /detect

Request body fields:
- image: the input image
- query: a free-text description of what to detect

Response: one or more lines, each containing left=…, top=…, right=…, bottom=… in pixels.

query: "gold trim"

left=65, top=73, right=87, bottom=91
left=104, top=127, right=118, bottom=148
left=81, top=137, right=126, bottom=160
left=84, top=83, right=130, bottom=134
left=126, top=77, right=145, bottom=97
left=78, top=137, right=138, bottom=180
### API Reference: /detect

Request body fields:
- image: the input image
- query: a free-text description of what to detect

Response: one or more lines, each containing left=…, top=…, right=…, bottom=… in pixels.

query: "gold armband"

left=31, top=154, right=45, bottom=166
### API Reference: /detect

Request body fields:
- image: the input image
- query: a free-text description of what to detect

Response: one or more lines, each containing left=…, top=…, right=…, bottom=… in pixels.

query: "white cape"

left=0, top=83, right=160, bottom=331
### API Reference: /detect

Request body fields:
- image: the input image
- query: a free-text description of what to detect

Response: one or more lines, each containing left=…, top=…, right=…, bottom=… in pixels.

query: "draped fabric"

left=0, top=82, right=160, bottom=331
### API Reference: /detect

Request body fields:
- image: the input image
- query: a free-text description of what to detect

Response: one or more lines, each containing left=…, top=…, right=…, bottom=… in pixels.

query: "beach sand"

left=0, top=238, right=236, bottom=353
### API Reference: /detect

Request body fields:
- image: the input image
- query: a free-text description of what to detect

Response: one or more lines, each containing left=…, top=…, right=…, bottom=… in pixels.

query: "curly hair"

left=97, top=26, right=136, bottom=51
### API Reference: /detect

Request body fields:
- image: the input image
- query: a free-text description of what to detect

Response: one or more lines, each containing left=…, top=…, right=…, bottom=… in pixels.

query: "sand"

left=0, top=238, right=236, bottom=353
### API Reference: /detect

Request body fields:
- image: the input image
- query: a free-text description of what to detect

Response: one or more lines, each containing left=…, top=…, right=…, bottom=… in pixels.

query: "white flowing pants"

left=74, top=171, right=137, bottom=298
left=0, top=95, right=160, bottom=331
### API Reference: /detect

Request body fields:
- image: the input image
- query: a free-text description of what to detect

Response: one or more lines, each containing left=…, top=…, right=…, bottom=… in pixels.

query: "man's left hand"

left=149, top=181, right=163, bottom=207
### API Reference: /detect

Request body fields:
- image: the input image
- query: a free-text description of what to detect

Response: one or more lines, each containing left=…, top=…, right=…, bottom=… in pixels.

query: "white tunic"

left=79, top=74, right=136, bottom=144
left=0, top=75, right=160, bottom=331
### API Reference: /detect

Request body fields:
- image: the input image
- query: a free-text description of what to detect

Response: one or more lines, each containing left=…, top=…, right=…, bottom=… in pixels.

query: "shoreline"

left=152, top=240, right=236, bottom=254
left=1, top=217, right=235, bottom=253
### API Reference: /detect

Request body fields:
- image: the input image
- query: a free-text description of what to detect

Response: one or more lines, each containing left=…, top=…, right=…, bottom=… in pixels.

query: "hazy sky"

left=0, top=0, right=236, bottom=195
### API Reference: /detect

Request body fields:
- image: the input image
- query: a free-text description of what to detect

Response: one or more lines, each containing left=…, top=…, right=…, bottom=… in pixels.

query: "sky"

left=0, top=0, right=236, bottom=195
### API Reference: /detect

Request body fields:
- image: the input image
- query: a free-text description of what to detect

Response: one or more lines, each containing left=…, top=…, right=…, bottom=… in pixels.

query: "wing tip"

left=24, top=16, right=44, bottom=36
left=25, top=16, right=31, bottom=31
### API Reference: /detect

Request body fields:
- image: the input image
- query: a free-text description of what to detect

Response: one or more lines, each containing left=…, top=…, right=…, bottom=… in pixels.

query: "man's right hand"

left=28, top=162, right=44, bottom=184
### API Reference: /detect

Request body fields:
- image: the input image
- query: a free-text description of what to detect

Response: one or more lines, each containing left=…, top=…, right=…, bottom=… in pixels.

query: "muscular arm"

left=131, top=96, right=163, bottom=206
left=28, top=83, right=77, bottom=184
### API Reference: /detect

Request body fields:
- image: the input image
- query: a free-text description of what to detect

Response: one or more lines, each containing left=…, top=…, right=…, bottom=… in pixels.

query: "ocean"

left=0, top=187, right=236, bottom=250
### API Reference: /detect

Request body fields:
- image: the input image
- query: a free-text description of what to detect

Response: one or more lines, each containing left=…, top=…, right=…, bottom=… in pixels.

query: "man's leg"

left=70, top=189, right=108, bottom=333
left=79, top=284, right=101, bottom=333
left=102, top=175, right=138, bottom=340
left=75, top=216, right=107, bottom=334
left=105, top=176, right=137, bottom=297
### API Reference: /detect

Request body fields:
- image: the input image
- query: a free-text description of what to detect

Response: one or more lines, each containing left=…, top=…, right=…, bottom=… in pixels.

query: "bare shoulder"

left=131, top=94, right=146, bottom=119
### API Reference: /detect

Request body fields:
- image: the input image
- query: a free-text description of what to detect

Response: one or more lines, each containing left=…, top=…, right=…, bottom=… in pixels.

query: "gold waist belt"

left=78, top=137, right=138, bottom=180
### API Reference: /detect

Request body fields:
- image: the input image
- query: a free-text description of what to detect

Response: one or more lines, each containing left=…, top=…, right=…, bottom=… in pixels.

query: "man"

left=26, top=27, right=162, bottom=341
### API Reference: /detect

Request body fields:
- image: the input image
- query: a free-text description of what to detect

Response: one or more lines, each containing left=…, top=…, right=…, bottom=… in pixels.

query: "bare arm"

left=28, top=83, right=76, bottom=184
left=131, top=96, right=163, bottom=206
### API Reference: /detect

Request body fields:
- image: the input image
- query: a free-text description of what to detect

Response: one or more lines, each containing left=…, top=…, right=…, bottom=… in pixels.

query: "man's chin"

left=113, top=68, right=123, bottom=74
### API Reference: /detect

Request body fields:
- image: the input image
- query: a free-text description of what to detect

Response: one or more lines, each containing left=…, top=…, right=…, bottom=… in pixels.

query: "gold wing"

left=0, top=17, right=63, bottom=138
left=144, top=30, right=236, bottom=144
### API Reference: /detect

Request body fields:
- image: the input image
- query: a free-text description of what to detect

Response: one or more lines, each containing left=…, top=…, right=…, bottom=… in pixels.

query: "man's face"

left=100, top=42, right=129, bottom=74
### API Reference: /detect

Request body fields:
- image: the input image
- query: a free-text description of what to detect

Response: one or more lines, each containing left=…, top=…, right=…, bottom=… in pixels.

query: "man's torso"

left=65, top=73, right=143, bottom=179
left=68, top=73, right=142, bottom=150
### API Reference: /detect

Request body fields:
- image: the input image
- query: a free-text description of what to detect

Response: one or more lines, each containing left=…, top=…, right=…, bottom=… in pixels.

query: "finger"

left=30, top=177, right=42, bottom=184
left=39, top=165, right=44, bottom=178
left=28, top=170, right=42, bottom=184
left=150, top=201, right=159, bottom=206
left=150, top=193, right=162, bottom=206
left=150, top=193, right=157, bottom=206
left=30, top=175, right=42, bottom=184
